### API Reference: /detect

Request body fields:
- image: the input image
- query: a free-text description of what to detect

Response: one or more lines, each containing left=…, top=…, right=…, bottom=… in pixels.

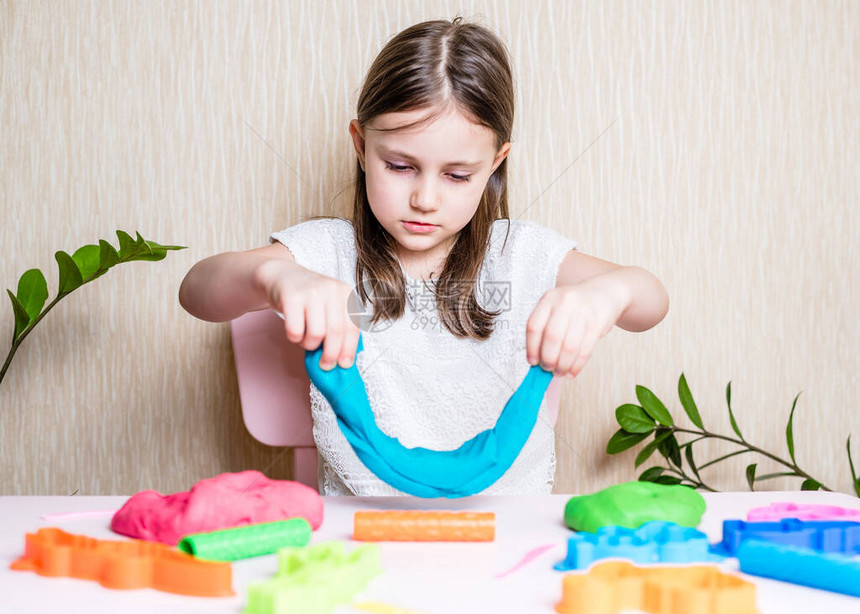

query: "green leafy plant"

left=606, top=374, right=860, bottom=497
left=2, top=231, right=184, bottom=387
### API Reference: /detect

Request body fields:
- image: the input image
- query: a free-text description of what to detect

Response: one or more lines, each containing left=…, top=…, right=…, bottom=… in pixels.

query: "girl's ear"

left=349, top=119, right=367, bottom=171
left=492, top=142, right=512, bottom=173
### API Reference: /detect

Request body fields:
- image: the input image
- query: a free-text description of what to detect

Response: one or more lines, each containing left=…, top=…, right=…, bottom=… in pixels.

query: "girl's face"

left=350, top=107, right=510, bottom=276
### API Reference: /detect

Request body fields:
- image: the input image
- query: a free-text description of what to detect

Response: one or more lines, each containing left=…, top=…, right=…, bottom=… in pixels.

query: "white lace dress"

left=271, top=218, right=576, bottom=496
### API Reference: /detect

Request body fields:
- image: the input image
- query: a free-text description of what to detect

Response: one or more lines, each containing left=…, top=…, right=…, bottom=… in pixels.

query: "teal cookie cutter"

left=305, top=334, right=553, bottom=498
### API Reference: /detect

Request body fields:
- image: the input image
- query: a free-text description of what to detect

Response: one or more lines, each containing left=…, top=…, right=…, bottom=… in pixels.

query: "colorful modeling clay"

left=353, top=510, right=495, bottom=542
left=244, top=541, right=381, bottom=614
left=736, top=538, right=860, bottom=598
left=563, top=481, right=706, bottom=533
left=747, top=502, right=860, bottom=523
left=711, top=518, right=860, bottom=556
left=554, top=561, right=757, bottom=614
left=10, top=527, right=233, bottom=597
left=306, top=335, right=553, bottom=498
left=111, top=470, right=323, bottom=545
left=177, top=518, right=312, bottom=561
left=554, top=521, right=722, bottom=571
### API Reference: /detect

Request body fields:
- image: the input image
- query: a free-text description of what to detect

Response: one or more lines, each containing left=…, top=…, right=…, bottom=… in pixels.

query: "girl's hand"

left=255, top=257, right=361, bottom=371
left=525, top=276, right=629, bottom=378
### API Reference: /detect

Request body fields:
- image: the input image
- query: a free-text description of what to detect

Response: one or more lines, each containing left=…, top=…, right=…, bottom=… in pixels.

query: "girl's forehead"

left=367, top=107, right=498, bottom=158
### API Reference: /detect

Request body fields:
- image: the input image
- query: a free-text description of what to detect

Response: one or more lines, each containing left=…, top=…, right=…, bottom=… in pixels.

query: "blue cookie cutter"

left=554, top=521, right=723, bottom=571
left=711, top=518, right=860, bottom=556
left=737, top=538, right=860, bottom=597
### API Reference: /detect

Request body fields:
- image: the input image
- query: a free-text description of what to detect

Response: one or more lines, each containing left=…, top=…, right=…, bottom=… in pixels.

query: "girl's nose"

left=410, top=177, right=439, bottom=212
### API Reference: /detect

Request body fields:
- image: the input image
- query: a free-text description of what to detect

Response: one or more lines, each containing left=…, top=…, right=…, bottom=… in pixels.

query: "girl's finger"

left=570, top=330, right=600, bottom=377
left=282, top=298, right=305, bottom=344
left=320, top=299, right=345, bottom=370
left=338, top=319, right=361, bottom=369
left=555, top=322, right=585, bottom=376
left=303, top=298, right=326, bottom=352
left=525, top=298, right=553, bottom=365
left=538, top=308, right=572, bottom=371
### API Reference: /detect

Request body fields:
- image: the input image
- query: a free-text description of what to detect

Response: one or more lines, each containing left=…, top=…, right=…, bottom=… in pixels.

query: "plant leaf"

left=55, top=250, right=84, bottom=295
left=99, top=239, right=120, bottom=270
left=685, top=444, right=701, bottom=480
left=678, top=373, right=704, bottom=429
left=659, top=434, right=683, bottom=468
left=7, top=290, right=31, bottom=342
left=72, top=244, right=101, bottom=282
left=15, top=268, right=48, bottom=323
left=639, top=467, right=665, bottom=482
left=134, top=231, right=154, bottom=256
left=146, top=240, right=184, bottom=251
left=786, top=392, right=801, bottom=465
left=116, top=230, right=137, bottom=258
left=745, top=463, right=757, bottom=491
left=636, top=385, right=674, bottom=426
left=634, top=429, right=674, bottom=468
left=131, top=246, right=167, bottom=262
left=615, top=404, right=656, bottom=434
left=847, top=436, right=860, bottom=498
left=801, top=478, right=822, bottom=491
left=653, top=475, right=682, bottom=486
left=606, top=429, right=649, bottom=454
left=726, top=381, right=744, bottom=440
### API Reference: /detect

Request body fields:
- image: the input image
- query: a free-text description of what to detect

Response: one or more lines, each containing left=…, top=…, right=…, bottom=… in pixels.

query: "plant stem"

left=0, top=294, right=64, bottom=386
left=663, top=465, right=718, bottom=491
left=672, top=426, right=832, bottom=492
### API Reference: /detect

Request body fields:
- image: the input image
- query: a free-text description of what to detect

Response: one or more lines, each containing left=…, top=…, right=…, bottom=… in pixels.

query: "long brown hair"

left=353, top=17, right=514, bottom=340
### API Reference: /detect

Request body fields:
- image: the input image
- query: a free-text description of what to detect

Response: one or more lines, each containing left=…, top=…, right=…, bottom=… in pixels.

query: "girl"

left=179, top=18, right=668, bottom=496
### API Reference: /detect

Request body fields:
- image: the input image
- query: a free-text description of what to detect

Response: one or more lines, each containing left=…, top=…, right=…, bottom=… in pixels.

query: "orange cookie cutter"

left=10, top=527, right=234, bottom=597
left=555, top=561, right=757, bottom=614
left=353, top=510, right=495, bottom=542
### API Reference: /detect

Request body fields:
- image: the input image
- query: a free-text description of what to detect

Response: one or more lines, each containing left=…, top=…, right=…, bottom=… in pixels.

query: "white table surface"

left=3, top=491, right=860, bottom=613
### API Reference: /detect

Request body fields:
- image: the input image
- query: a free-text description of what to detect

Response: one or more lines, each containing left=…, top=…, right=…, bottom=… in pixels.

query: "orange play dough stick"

left=353, top=511, right=495, bottom=542
left=10, top=527, right=233, bottom=597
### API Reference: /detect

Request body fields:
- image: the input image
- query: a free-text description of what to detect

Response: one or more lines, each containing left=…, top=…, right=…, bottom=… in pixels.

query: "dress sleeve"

left=269, top=218, right=352, bottom=280
left=509, top=221, right=577, bottom=292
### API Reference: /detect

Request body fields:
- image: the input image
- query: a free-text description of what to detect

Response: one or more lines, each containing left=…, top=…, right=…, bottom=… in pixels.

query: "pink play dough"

left=110, top=470, right=324, bottom=545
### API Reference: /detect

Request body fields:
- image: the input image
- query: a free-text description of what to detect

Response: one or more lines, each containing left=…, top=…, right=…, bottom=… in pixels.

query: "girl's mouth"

left=403, top=221, right=438, bottom=233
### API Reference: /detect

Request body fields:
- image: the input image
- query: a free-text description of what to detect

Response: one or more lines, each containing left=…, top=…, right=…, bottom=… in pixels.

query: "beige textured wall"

left=1, top=1, right=857, bottom=496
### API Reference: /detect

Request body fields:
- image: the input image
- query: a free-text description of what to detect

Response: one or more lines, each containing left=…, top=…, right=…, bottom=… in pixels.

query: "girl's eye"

left=448, top=173, right=471, bottom=183
left=385, top=162, right=411, bottom=172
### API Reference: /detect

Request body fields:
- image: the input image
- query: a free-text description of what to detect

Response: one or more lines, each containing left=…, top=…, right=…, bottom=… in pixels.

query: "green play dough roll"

left=563, top=481, right=706, bottom=532
left=177, top=517, right=312, bottom=561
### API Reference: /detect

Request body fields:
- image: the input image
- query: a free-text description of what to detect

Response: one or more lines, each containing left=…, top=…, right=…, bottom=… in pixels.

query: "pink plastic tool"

left=747, top=502, right=860, bottom=523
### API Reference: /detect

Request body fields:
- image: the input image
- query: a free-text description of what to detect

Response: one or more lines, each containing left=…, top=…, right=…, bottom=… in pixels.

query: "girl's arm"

left=526, top=250, right=668, bottom=377
left=554, top=250, right=669, bottom=332
left=178, top=243, right=361, bottom=370
left=178, top=243, right=297, bottom=322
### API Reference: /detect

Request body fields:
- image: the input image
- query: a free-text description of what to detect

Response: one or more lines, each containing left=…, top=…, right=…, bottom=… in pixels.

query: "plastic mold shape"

left=244, top=541, right=381, bottom=614
left=9, top=527, right=233, bottom=597
left=747, top=502, right=860, bottom=523
left=554, top=560, right=758, bottom=614
left=737, top=538, right=860, bottom=598
left=178, top=518, right=312, bottom=562
left=711, top=518, right=860, bottom=556
left=554, top=521, right=723, bottom=571
left=353, top=510, right=495, bottom=542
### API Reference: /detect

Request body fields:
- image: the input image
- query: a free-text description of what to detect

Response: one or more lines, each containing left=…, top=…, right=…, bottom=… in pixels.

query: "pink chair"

left=231, top=309, right=564, bottom=492
left=231, top=309, right=319, bottom=489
